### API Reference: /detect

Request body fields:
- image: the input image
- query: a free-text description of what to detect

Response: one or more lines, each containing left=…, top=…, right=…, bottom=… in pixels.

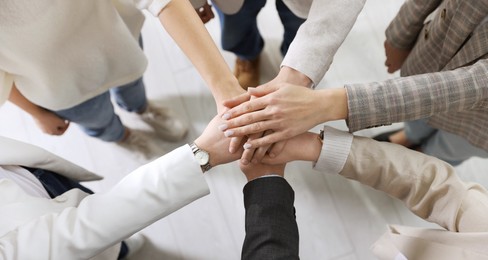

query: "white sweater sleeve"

left=132, top=0, right=172, bottom=16
left=0, top=145, right=210, bottom=260
left=281, top=0, right=366, bottom=85
left=0, top=71, right=13, bottom=107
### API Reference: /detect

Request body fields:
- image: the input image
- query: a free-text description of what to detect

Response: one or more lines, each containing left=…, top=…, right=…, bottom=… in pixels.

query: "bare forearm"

left=315, top=88, right=348, bottom=123
left=276, top=66, right=313, bottom=87
left=158, top=0, right=241, bottom=102
left=8, top=84, right=45, bottom=117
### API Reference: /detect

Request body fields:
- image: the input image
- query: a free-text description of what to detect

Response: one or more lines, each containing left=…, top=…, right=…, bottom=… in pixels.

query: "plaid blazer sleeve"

left=344, top=58, right=488, bottom=132
left=385, top=0, right=443, bottom=49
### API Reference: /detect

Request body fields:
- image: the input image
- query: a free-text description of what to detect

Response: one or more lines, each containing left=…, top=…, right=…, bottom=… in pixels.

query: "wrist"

left=193, top=137, right=220, bottom=168
left=210, top=77, right=243, bottom=102
left=318, top=88, right=348, bottom=122
left=302, top=132, right=322, bottom=162
left=30, top=107, right=50, bottom=119
left=277, top=66, right=312, bottom=87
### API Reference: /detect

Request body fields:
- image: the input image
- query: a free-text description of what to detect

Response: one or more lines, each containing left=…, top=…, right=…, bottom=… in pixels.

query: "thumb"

left=248, top=83, right=278, bottom=97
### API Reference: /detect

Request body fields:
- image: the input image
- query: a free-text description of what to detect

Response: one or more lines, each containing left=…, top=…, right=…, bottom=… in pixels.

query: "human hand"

left=239, top=160, right=286, bottom=182
left=261, top=132, right=321, bottom=165
left=220, top=84, right=347, bottom=150
left=384, top=40, right=411, bottom=73
left=194, top=114, right=245, bottom=167
left=33, top=109, right=70, bottom=135
left=194, top=2, right=215, bottom=24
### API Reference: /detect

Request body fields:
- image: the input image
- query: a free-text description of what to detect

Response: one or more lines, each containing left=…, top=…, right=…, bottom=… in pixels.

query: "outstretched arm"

left=0, top=115, right=243, bottom=259
left=150, top=0, right=244, bottom=111
left=240, top=162, right=299, bottom=259
left=8, top=84, right=70, bottom=135
left=262, top=126, right=488, bottom=233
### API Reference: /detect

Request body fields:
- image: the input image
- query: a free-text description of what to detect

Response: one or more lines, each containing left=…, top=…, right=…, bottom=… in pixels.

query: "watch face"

left=195, top=150, right=209, bottom=165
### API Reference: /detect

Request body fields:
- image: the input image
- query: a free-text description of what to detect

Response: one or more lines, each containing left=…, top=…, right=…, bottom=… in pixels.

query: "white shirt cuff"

left=313, top=126, right=353, bottom=174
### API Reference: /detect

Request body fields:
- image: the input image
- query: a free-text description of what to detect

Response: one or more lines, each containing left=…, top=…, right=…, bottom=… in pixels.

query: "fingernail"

left=224, top=130, right=234, bottom=137
left=218, top=124, right=228, bottom=131
left=243, top=143, right=252, bottom=149
left=222, top=113, right=231, bottom=120
left=241, top=159, right=249, bottom=165
left=229, top=147, right=235, bottom=153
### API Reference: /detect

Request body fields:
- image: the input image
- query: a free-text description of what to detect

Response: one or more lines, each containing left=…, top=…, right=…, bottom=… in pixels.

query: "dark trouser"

left=214, top=0, right=305, bottom=60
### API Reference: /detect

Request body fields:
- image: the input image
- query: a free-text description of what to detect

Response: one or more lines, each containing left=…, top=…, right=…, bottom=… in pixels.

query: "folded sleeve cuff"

left=135, top=0, right=171, bottom=16
left=0, top=71, right=13, bottom=107
left=313, top=126, right=353, bottom=174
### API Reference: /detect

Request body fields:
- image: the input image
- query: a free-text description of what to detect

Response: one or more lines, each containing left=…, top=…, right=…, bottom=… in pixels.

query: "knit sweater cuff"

left=313, top=126, right=353, bottom=174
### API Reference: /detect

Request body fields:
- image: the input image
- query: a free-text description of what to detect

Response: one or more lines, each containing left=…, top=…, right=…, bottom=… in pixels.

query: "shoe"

left=117, top=129, right=163, bottom=160
left=372, top=129, right=421, bottom=150
left=234, top=56, right=260, bottom=90
left=140, top=103, right=188, bottom=142
left=372, top=129, right=402, bottom=142
left=122, top=233, right=146, bottom=259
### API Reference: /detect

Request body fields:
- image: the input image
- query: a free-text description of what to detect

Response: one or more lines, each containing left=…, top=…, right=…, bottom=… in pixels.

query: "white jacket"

left=0, top=137, right=209, bottom=260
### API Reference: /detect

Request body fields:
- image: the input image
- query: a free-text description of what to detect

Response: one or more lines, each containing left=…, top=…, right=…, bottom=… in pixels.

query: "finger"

left=251, top=130, right=273, bottom=163
left=244, top=131, right=287, bottom=150
left=248, top=84, right=278, bottom=97
left=224, top=120, right=275, bottom=138
left=268, top=139, right=287, bottom=158
left=222, top=97, right=268, bottom=120
left=241, top=133, right=261, bottom=165
left=228, top=136, right=243, bottom=154
left=220, top=110, right=268, bottom=131
left=222, top=92, right=251, bottom=109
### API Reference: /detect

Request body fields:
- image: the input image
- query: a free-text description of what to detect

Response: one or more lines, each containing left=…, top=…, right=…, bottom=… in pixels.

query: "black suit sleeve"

left=241, top=177, right=299, bottom=260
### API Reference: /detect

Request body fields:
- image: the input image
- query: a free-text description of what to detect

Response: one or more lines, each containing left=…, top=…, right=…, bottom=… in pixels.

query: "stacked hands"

left=195, top=108, right=322, bottom=181
left=210, top=83, right=326, bottom=170
left=216, top=83, right=344, bottom=166
left=215, top=39, right=408, bottom=167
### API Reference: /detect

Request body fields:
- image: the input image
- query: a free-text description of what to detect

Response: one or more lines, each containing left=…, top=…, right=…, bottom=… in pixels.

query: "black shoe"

left=372, top=129, right=402, bottom=142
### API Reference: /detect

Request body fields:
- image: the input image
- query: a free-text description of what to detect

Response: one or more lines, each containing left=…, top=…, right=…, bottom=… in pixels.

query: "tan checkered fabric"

left=345, top=0, right=488, bottom=150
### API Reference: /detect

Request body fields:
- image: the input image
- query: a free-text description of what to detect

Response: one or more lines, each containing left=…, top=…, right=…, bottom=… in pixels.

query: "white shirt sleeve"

left=132, top=0, right=172, bottom=16
left=0, top=70, right=14, bottom=107
left=281, top=0, right=366, bottom=85
left=313, top=126, right=353, bottom=174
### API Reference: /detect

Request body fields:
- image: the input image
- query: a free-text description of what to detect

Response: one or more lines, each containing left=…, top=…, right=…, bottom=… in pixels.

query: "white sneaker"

left=122, top=233, right=146, bottom=259
left=117, top=129, right=163, bottom=160
left=140, top=103, right=188, bottom=142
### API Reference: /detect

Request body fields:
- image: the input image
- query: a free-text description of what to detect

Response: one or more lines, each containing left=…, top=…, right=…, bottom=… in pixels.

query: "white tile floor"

left=1, top=0, right=488, bottom=259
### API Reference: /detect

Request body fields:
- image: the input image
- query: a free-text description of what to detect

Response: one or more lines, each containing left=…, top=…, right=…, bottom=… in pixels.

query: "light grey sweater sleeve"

left=281, top=0, right=366, bottom=85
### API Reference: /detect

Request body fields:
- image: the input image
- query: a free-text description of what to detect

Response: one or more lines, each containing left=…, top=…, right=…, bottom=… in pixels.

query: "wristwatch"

left=189, top=143, right=212, bottom=173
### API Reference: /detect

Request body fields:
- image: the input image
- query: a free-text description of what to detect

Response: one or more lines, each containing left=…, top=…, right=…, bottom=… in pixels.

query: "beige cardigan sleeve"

left=340, top=135, right=488, bottom=232
left=314, top=126, right=488, bottom=233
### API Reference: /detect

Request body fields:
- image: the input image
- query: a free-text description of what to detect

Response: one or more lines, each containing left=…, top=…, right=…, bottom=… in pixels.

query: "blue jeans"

left=405, top=119, right=488, bottom=165
left=54, top=78, right=147, bottom=142
left=54, top=36, right=147, bottom=142
left=214, top=0, right=305, bottom=60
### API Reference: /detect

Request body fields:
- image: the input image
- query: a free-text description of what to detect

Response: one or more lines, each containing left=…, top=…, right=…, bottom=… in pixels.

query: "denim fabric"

left=405, top=119, right=488, bottom=165
left=214, top=0, right=305, bottom=60
left=53, top=36, right=147, bottom=142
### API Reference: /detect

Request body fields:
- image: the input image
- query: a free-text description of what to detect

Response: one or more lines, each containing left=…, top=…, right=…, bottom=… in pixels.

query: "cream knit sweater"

left=0, top=0, right=169, bottom=110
